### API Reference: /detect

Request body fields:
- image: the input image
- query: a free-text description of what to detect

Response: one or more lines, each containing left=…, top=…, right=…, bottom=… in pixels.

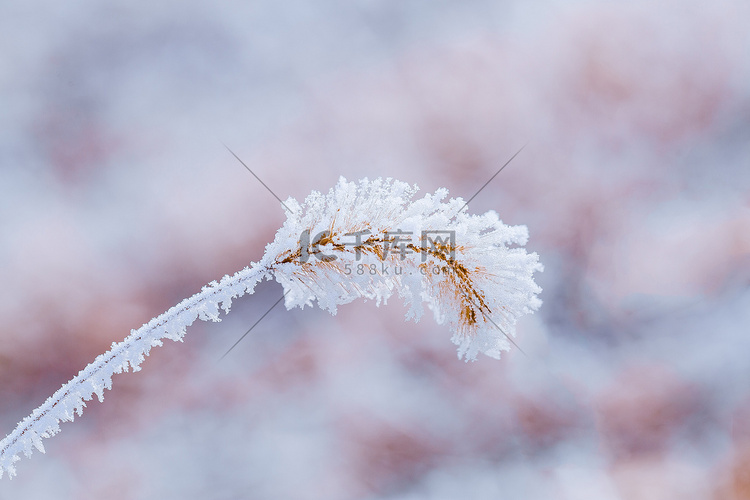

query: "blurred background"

left=1, top=0, right=749, bottom=498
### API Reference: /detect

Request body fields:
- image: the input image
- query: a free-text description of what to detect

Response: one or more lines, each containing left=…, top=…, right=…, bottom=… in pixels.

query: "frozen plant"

left=0, top=176, right=542, bottom=478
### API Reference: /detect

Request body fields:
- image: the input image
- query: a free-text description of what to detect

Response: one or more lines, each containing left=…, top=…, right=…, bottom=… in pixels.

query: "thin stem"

left=0, top=263, right=268, bottom=478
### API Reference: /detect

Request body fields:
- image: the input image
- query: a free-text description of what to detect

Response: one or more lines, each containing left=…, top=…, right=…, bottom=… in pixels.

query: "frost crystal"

left=0, top=176, right=542, bottom=478
left=264, top=177, right=542, bottom=360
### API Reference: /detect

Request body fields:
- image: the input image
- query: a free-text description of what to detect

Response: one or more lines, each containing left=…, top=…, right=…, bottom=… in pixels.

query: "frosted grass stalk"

left=0, top=176, right=542, bottom=478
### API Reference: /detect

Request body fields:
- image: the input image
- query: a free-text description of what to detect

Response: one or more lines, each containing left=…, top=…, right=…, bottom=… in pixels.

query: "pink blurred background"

left=1, top=0, right=750, bottom=498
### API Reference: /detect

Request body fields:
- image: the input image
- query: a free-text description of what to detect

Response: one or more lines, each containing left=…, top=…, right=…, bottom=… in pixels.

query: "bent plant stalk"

left=0, top=177, right=543, bottom=478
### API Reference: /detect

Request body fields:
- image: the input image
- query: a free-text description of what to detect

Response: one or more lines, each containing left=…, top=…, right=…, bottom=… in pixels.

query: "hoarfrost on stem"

left=0, top=176, right=542, bottom=478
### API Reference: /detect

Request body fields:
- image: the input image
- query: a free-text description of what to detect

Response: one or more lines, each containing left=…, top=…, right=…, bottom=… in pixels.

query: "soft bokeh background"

left=1, top=0, right=749, bottom=498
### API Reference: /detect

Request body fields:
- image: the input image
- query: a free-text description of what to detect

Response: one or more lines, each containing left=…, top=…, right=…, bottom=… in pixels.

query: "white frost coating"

left=0, top=264, right=267, bottom=479
left=0, top=176, right=542, bottom=478
left=262, top=177, right=542, bottom=361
